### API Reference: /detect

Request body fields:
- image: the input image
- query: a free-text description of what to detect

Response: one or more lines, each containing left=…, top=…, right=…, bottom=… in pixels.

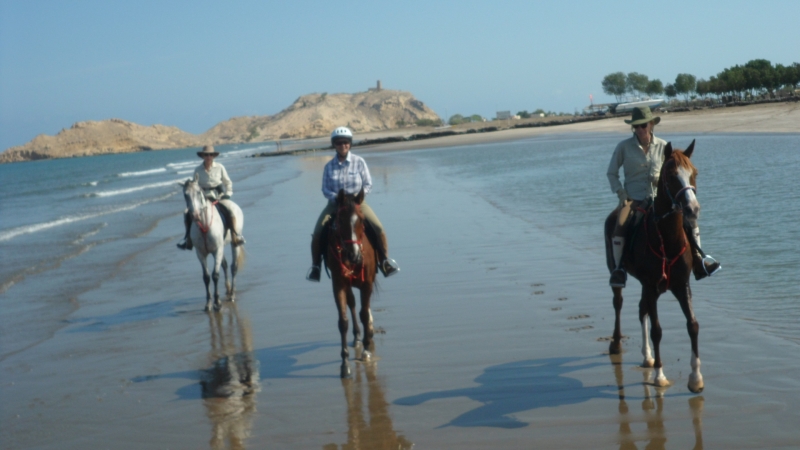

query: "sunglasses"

left=633, top=123, right=649, bottom=129
left=333, top=140, right=351, bottom=146
left=202, top=154, right=215, bottom=158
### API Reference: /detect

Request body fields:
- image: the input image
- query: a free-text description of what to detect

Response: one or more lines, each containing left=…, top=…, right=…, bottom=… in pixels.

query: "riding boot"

left=177, top=211, right=193, bottom=250
left=689, top=227, right=721, bottom=280
left=306, top=233, right=322, bottom=282
left=229, top=215, right=245, bottom=246
left=377, top=233, right=400, bottom=277
left=609, top=236, right=626, bottom=287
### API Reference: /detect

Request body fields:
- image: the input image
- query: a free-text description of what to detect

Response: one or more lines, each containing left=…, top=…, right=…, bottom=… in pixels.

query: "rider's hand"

left=617, top=188, right=628, bottom=206
left=221, top=194, right=231, bottom=200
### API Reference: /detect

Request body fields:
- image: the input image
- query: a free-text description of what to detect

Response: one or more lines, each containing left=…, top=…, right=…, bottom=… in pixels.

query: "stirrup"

left=380, top=259, right=400, bottom=277
left=701, top=255, right=721, bottom=277
left=609, top=268, right=627, bottom=288
left=177, top=239, right=192, bottom=250
left=306, top=265, right=321, bottom=282
left=233, top=234, right=246, bottom=246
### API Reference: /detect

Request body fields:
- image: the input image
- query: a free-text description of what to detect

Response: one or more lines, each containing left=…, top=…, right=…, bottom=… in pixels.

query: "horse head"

left=334, top=188, right=366, bottom=265
left=183, top=173, right=207, bottom=220
left=660, top=140, right=700, bottom=225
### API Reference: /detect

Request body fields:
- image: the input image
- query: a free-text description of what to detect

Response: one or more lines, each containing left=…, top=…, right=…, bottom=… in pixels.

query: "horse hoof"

left=340, top=363, right=351, bottom=379
left=609, top=341, right=621, bottom=354
left=361, top=350, right=372, bottom=362
left=654, top=376, right=669, bottom=387
left=688, top=374, right=704, bottom=393
left=641, top=358, right=655, bottom=368
left=204, top=305, right=211, bottom=312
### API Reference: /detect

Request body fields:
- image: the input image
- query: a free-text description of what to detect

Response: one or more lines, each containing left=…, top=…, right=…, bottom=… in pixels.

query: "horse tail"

left=235, top=245, right=246, bottom=270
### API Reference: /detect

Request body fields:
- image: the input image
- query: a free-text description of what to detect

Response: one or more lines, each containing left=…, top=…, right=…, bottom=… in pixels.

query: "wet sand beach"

left=2, top=104, right=800, bottom=449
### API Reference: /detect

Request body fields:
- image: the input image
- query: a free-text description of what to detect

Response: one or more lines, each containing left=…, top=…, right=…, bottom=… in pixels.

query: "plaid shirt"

left=322, top=152, right=372, bottom=201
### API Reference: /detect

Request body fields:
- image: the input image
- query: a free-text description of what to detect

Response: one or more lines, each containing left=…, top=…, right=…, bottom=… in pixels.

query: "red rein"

left=332, top=205, right=366, bottom=283
left=643, top=208, right=687, bottom=292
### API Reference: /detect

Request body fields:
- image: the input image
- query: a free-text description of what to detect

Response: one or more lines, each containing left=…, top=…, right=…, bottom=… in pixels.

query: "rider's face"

left=334, top=140, right=351, bottom=159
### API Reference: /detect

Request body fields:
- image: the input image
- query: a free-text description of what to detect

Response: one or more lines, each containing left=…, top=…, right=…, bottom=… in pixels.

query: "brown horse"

left=325, top=189, right=378, bottom=378
left=604, top=140, right=705, bottom=393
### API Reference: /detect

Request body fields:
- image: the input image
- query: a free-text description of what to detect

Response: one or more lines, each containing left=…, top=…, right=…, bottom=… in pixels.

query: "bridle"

left=645, top=157, right=698, bottom=291
left=185, top=181, right=216, bottom=247
left=330, top=202, right=365, bottom=282
left=655, top=159, right=697, bottom=223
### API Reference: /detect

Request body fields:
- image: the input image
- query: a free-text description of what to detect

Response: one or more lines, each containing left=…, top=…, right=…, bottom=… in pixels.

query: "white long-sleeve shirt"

left=194, top=162, right=232, bottom=197
left=607, top=135, right=667, bottom=201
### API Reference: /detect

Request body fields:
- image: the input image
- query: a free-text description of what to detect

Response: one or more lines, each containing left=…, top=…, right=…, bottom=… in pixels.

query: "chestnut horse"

left=325, top=189, right=378, bottom=378
left=604, top=140, right=705, bottom=393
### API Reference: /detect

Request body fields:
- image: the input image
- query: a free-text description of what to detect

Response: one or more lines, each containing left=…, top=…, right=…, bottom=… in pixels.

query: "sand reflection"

left=201, top=305, right=260, bottom=450
left=324, top=357, right=413, bottom=450
left=610, top=354, right=704, bottom=450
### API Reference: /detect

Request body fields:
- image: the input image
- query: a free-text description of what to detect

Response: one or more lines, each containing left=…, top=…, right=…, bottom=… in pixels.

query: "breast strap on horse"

left=642, top=206, right=688, bottom=293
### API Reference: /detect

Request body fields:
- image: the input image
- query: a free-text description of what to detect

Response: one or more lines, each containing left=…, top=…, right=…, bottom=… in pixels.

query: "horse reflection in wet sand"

left=324, top=352, right=413, bottom=450
left=609, top=354, right=704, bottom=450
left=324, top=189, right=378, bottom=378
left=604, top=141, right=706, bottom=393
left=201, top=305, right=260, bottom=450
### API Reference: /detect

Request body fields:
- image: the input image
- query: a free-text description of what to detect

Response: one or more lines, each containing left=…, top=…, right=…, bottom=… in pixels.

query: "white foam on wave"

left=82, top=181, right=99, bottom=186
left=166, top=161, right=197, bottom=169
left=91, top=179, right=183, bottom=198
left=0, top=193, right=176, bottom=242
left=117, top=168, right=168, bottom=177
left=176, top=169, right=194, bottom=175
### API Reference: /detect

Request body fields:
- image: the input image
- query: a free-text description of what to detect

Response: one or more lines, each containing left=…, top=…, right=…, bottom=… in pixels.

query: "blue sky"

left=1, top=0, right=798, bottom=150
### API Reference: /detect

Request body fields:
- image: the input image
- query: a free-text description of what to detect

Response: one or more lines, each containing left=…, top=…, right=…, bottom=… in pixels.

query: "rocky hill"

left=202, top=90, right=440, bottom=143
left=1, top=89, right=441, bottom=163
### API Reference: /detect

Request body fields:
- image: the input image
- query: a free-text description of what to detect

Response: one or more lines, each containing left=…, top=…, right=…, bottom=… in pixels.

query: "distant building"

left=496, top=111, right=511, bottom=120
left=368, top=80, right=382, bottom=92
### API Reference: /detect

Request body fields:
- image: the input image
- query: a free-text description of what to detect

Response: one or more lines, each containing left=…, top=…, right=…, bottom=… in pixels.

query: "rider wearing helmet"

left=177, top=145, right=245, bottom=250
left=306, top=127, right=400, bottom=281
left=607, top=106, right=719, bottom=287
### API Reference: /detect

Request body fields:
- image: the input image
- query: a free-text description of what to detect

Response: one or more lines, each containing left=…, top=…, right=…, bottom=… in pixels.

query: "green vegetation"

left=601, top=59, right=800, bottom=105
left=415, top=118, right=443, bottom=127
left=448, top=114, right=484, bottom=125
left=246, top=125, right=260, bottom=142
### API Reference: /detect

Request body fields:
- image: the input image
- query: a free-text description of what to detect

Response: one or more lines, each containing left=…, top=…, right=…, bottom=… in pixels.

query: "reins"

left=642, top=159, right=694, bottom=291
left=329, top=204, right=366, bottom=283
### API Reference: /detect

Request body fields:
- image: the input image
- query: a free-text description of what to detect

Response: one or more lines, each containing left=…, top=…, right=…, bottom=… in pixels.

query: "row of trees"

left=601, top=59, right=800, bottom=104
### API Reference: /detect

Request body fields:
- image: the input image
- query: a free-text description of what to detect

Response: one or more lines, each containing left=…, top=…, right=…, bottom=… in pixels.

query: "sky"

left=1, top=0, right=798, bottom=150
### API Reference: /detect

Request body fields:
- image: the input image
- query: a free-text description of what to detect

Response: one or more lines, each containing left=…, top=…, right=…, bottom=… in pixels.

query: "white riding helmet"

left=330, top=126, right=353, bottom=145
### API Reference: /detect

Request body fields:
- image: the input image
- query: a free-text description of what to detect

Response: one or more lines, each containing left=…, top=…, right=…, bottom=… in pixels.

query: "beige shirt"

left=607, top=134, right=667, bottom=201
left=194, top=162, right=232, bottom=197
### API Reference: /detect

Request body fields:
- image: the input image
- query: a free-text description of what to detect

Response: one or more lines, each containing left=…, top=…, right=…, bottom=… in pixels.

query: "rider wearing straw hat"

left=306, top=127, right=400, bottom=282
left=177, top=145, right=245, bottom=250
left=607, top=106, right=720, bottom=288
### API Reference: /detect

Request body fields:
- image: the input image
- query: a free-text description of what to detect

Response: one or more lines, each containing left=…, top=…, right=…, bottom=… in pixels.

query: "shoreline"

left=252, top=100, right=800, bottom=158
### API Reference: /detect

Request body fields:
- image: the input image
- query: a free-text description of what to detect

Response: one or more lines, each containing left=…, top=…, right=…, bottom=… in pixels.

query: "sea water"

left=1, top=133, right=798, bottom=363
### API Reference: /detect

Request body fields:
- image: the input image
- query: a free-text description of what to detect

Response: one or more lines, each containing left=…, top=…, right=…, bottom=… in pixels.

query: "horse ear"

left=684, top=139, right=696, bottom=158
left=664, top=142, right=673, bottom=161
left=355, top=189, right=364, bottom=205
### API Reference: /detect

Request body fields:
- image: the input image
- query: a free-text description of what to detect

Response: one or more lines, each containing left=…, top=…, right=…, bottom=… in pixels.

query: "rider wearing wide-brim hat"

left=306, top=127, right=400, bottom=282
left=177, top=145, right=245, bottom=250
left=607, top=106, right=720, bottom=288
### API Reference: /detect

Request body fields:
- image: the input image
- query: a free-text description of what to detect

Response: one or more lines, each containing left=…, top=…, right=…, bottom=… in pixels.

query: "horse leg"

left=638, top=287, right=655, bottom=368
left=229, top=245, right=239, bottom=300
left=198, top=255, right=213, bottom=312
left=358, top=284, right=375, bottom=361
left=672, top=281, right=703, bottom=393
left=212, top=250, right=224, bottom=311
left=610, top=286, right=624, bottom=354
left=334, top=286, right=351, bottom=378
left=221, top=256, right=231, bottom=298
left=641, top=285, right=667, bottom=386
left=346, top=289, right=360, bottom=350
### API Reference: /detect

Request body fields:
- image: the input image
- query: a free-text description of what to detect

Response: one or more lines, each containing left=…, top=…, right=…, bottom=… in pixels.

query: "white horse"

left=183, top=175, right=245, bottom=311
